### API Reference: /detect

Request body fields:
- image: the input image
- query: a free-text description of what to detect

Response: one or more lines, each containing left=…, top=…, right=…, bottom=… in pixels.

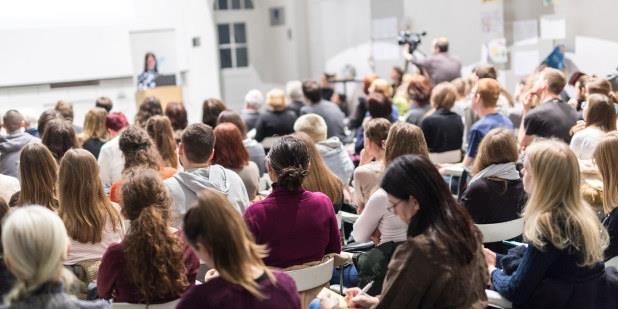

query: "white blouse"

left=351, top=188, right=408, bottom=244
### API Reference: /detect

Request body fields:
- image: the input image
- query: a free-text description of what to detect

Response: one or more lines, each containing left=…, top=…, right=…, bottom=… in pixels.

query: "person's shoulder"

left=176, top=283, right=214, bottom=309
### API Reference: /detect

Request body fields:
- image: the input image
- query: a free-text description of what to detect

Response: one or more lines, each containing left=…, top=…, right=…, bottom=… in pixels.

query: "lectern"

left=135, top=86, right=183, bottom=109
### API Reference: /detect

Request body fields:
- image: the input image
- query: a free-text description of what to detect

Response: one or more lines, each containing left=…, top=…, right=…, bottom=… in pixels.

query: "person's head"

left=294, top=132, right=343, bottom=205
left=164, top=102, right=188, bottom=132
left=265, top=88, right=288, bottom=112
left=2, top=110, right=24, bottom=134
left=390, top=66, right=404, bottom=85
left=569, top=72, right=591, bottom=101
left=145, top=116, right=178, bottom=169
left=144, top=52, right=158, bottom=72
left=105, top=112, right=129, bottom=137
left=432, top=37, right=449, bottom=54
left=472, top=78, right=501, bottom=114
left=302, top=80, right=322, bottom=104
left=430, top=82, right=458, bottom=110
left=366, top=92, right=393, bottom=119
left=58, top=149, right=121, bottom=244
left=213, top=123, right=249, bottom=170
left=380, top=154, right=480, bottom=265
left=202, top=98, right=227, bottom=127
left=119, top=125, right=160, bottom=171
left=2, top=206, right=73, bottom=303
left=81, top=107, right=109, bottom=141
left=522, top=140, right=608, bottom=265
left=363, top=118, right=391, bottom=157
left=95, top=97, right=113, bottom=112
left=532, top=67, right=566, bottom=97
left=135, top=97, right=163, bottom=128
left=266, top=135, right=309, bottom=191
left=120, top=168, right=188, bottom=303
left=217, top=110, right=248, bottom=138
left=362, top=74, right=379, bottom=96
left=37, top=109, right=61, bottom=137
left=293, top=114, right=327, bottom=143
left=407, top=74, right=433, bottom=105
left=369, top=79, right=394, bottom=98
left=583, top=94, right=617, bottom=132
left=470, top=128, right=518, bottom=175
left=473, top=64, right=498, bottom=80
left=451, top=78, right=470, bottom=100
left=593, top=132, right=618, bottom=214
left=286, top=80, right=304, bottom=101
left=0, top=197, right=8, bottom=220
left=41, top=118, right=78, bottom=162
left=586, top=78, right=616, bottom=102
left=244, top=89, right=264, bottom=111
left=179, top=123, right=215, bottom=167
left=17, top=143, right=58, bottom=210
left=183, top=188, right=271, bottom=299
left=384, top=122, right=429, bottom=165
left=54, top=100, right=74, bottom=123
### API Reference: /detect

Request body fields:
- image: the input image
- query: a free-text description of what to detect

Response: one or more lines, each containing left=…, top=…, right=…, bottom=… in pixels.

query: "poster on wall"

left=487, top=38, right=508, bottom=64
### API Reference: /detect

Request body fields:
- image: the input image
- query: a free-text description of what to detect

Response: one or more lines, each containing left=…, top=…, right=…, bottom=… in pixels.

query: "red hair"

left=213, top=123, right=249, bottom=170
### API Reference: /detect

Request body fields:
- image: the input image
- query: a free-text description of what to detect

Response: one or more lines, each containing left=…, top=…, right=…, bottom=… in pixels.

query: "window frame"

left=217, top=22, right=249, bottom=69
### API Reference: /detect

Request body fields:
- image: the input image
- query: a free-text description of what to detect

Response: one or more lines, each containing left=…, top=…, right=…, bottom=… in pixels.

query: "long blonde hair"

left=79, top=107, right=109, bottom=144
left=522, top=140, right=608, bottom=265
left=17, top=143, right=59, bottom=210
left=183, top=188, right=274, bottom=299
left=2, top=206, right=74, bottom=304
left=593, top=131, right=618, bottom=214
left=58, top=149, right=122, bottom=243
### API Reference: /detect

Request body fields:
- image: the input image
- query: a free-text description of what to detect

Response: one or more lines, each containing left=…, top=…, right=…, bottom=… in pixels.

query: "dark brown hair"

left=302, top=80, right=321, bottom=103
left=213, top=123, right=249, bottom=170
left=363, top=118, right=391, bottom=150
left=217, top=110, right=248, bottom=138
left=41, top=118, right=79, bottom=162
left=17, top=143, right=59, bottom=210
left=407, top=74, right=433, bottom=106
left=267, top=135, right=309, bottom=191
left=135, top=97, right=163, bottom=128
left=585, top=94, right=617, bottom=132
left=470, top=128, right=518, bottom=175
left=37, top=109, right=61, bottom=137
left=181, top=123, right=215, bottom=164
left=146, top=116, right=178, bottom=169
left=367, top=92, right=393, bottom=119
left=202, top=98, right=227, bottom=127
left=119, top=126, right=160, bottom=171
left=164, top=102, right=188, bottom=132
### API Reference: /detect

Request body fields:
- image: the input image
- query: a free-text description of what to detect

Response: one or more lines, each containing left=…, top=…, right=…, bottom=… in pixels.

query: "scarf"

left=468, top=162, right=520, bottom=186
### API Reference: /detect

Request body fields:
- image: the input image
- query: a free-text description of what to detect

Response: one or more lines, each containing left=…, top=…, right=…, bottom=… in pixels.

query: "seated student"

left=98, top=112, right=129, bottom=190
left=293, top=113, right=354, bottom=185
left=345, top=155, right=488, bottom=308
left=461, top=128, right=526, bottom=252
left=0, top=110, right=40, bottom=178
left=165, top=123, right=249, bottom=227
left=420, top=82, right=464, bottom=154
left=164, top=102, right=188, bottom=144
left=217, top=110, right=266, bottom=175
left=485, top=140, right=608, bottom=308
left=404, top=74, right=433, bottom=126
left=254, top=89, right=297, bottom=143
left=0, top=197, right=15, bottom=297
left=593, top=132, right=618, bottom=260
left=294, top=132, right=345, bottom=212
left=243, top=136, right=341, bottom=268
left=354, top=89, right=396, bottom=155
left=55, top=100, right=83, bottom=133
left=353, top=118, right=391, bottom=209
left=134, top=97, right=163, bottom=128
left=95, top=96, right=113, bottom=112
left=240, top=89, right=264, bottom=131
left=570, top=94, right=616, bottom=160
left=301, top=80, right=346, bottom=141
left=78, top=107, right=109, bottom=159
left=2, top=206, right=108, bottom=308
left=58, top=149, right=124, bottom=267
left=213, top=123, right=260, bottom=201
left=41, top=118, right=79, bottom=162
left=286, top=81, right=305, bottom=117
left=98, top=169, right=199, bottom=304
left=178, top=188, right=301, bottom=309
left=202, top=98, right=227, bottom=128
left=109, top=126, right=176, bottom=203
left=145, top=115, right=179, bottom=169
left=519, top=68, right=577, bottom=150
left=16, top=143, right=59, bottom=210
left=463, top=78, right=513, bottom=168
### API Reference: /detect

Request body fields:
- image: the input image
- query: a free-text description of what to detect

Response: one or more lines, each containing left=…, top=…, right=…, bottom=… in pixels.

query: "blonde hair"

left=58, top=149, right=122, bottom=244
left=79, top=107, right=109, bottom=144
left=522, top=140, right=608, bottom=266
left=470, top=128, right=518, bottom=175
left=384, top=122, right=429, bottom=165
left=293, top=114, right=327, bottom=143
left=593, top=131, right=618, bottom=214
left=2, top=206, right=74, bottom=304
left=369, top=79, right=393, bottom=98
left=431, top=82, right=458, bottom=110
left=476, top=78, right=501, bottom=108
left=266, top=88, right=288, bottom=111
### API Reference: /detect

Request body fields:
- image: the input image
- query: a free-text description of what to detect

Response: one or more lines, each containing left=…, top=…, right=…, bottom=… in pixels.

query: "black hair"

left=302, top=80, right=322, bottom=104
left=267, top=135, right=309, bottom=191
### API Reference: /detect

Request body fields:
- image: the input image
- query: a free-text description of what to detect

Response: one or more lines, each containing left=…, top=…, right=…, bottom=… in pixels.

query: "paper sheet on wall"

left=480, top=8, right=504, bottom=38
left=513, top=19, right=538, bottom=46
left=488, top=38, right=508, bottom=64
left=512, top=50, right=540, bottom=76
left=372, top=17, right=397, bottom=40
left=540, top=15, right=565, bottom=40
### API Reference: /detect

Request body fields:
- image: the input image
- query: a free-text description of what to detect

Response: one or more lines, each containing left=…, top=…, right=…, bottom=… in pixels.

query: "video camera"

left=397, top=31, right=427, bottom=54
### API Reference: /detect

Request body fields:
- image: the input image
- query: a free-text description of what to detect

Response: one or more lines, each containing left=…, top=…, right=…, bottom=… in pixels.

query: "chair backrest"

left=485, top=289, right=512, bottom=309
left=112, top=299, right=180, bottom=309
left=285, top=258, right=334, bottom=292
left=476, top=217, right=524, bottom=243
left=429, top=150, right=462, bottom=164
left=606, top=256, right=618, bottom=269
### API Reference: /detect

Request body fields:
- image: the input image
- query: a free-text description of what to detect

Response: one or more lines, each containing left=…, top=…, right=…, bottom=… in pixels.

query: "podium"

left=135, top=86, right=183, bottom=110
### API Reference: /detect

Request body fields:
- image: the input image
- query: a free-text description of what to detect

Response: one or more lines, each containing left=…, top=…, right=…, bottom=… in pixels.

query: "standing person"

left=420, top=82, right=464, bottom=155
left=244, top=136, right=341, bottom=268
left=485, top=140, right=609, bottom=308
left=145, top=115, right=179, bottom=169
left=0, top=110, right=39, bottom=177
left=16, top=143, right=59, bottom=210
left=301, top=80, right=346, bottom=141
left=241, top=89, right=264, bottom=131
left=178, top=188, right=301, bottom=309
left=41, top=118, right=79, bottom=162
left=254, top=89, right=297, bottom=143
left=217, top=110, right=266, bottom=176
left=519, top=68, right=577, bottom=149
left=97, top=169, right=199, bottom=304
left=344, top=155, right=487, bottom=308
left=593, top=132, right=618, bottom=260
left=1, top=206, right=109, bottom=308
left=569, top=94, right=616, bottom=160
left=410, top=37, right=462, bottom=85
left=98, top=112, right=129, bottom=190
left=137, top=52, right=158, bottom=89
left=78, top=107, right=109, bottom=159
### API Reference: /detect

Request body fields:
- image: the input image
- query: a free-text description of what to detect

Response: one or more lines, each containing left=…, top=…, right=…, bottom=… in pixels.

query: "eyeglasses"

left=387, top=199, right=404, bottom=213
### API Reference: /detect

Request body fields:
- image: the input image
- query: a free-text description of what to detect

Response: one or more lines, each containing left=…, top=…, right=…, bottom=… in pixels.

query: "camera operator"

left=409, top=37, right=462, bottom=85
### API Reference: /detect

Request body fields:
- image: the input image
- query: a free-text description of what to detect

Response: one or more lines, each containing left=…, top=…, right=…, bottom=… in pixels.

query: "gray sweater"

left=0, top=132, right=39, bottom=178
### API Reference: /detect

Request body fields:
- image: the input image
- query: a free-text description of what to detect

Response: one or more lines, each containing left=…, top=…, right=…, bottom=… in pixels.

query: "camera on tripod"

left=397, top=31, right=427, bottom=54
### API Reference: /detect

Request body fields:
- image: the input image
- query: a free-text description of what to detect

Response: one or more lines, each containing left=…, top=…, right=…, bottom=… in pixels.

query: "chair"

left=476, top=218, right=524, bottom=243
left=286, top=258, right=335, bottom=308
left=429, top=150, right=462, bottom=164
left=112, top=299, right=180, bottom=309
left=606, top=256, right=618, bottom=269
left=486, top=289, right=513, bottom=308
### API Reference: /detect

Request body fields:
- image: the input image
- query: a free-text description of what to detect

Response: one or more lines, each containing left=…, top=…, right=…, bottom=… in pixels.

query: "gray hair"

left=286, top=80, right=304, bottom=101
left=244, top=89, right=264, bottom=110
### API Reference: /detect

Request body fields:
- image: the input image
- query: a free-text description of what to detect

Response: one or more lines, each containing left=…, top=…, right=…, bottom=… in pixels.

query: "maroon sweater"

left=97, top=232, right=200, bottom=304
left=244, top=186, right=341, bottom=268
left=176, top=271, right=300, bottom=309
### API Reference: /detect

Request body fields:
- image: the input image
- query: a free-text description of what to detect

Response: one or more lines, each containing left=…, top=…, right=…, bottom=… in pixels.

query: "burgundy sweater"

left=97, top=232, right=200, bottom=304
left=244, top=186, right=341, bottom=268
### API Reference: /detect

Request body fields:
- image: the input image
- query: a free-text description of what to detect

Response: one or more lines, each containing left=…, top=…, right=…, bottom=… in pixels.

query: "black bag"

left=353, top=241, right=402, bottom=296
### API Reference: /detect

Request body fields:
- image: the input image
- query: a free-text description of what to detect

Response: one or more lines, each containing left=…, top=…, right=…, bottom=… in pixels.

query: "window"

left=214, top=0, right=253, bottom=10
left=217, top=23, right=248, bottom=69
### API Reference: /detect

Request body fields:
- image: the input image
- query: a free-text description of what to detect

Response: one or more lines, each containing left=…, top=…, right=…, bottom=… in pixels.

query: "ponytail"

left=277, top=166, right=308, bottom=191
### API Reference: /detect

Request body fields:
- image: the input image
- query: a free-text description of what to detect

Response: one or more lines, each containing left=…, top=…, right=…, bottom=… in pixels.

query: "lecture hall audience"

left=254, top=88, right=297, bottom=143
left=0, top=110, right=39, bottom=177
left=78, top=107, right=109, bottom=159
